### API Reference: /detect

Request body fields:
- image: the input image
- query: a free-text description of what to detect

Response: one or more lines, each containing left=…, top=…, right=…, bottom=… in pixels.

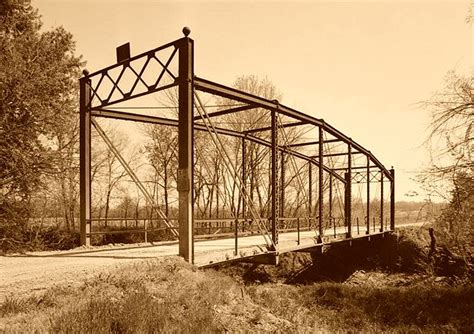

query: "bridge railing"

left=85, top=215, right=394, bottom=259
left=86, top=216, right=320, bottom=245
left=86, top=217, right=178, bottom=243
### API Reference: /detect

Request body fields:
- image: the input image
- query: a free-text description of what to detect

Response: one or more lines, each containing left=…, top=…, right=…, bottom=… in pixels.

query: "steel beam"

left=311, top=151, right=363, bottom=158
left=193, top=104, right=255, bottom=121
left=194, top=77, right=392, bottom=180
left=270, top=111, right=279, bottom=249
left=308, top=162, right=312, bottom=217
left=390, top=168, right=395, bottom=230
left=345, top=143, right=352, bottom=238
left=285, top=138, right=341, bottom=148
left=366, top=156, right=370, bottom=234
left=245, top=121, right=305, bottom=134
left=380, top=170, right=384, bottom=232
left=79, top=75, right=92, bottom=246
left=92, top=108, right=247, bottom=139
left=195, top=76, right=323, bottom=126
left=318, top=127, right=323, bottom=242
left=92, top=108, right=179, bottom=126
left=331, top=165, right=378, bottom=172
left=280, top=152, right=285, bottom=217
left=177, top=36, right=194, bottom=262
left=242, top=138, right=246, bottom=220
left=329, top=173, right=333, bottom=222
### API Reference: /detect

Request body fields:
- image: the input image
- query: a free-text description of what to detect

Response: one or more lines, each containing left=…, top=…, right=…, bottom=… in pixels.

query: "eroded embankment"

left=213, top=226, right=473, bottom=286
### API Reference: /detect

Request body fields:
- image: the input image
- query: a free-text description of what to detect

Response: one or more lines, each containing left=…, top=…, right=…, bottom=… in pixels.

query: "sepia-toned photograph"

left=1, top=0, right=472, bottom=332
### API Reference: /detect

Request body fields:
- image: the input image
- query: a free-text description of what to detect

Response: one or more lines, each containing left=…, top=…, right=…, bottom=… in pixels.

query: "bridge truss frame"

left=79, top=29, right=395, bottom=263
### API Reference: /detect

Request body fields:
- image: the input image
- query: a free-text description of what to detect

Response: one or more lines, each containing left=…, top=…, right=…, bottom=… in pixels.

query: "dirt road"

left=0, top=222, right=425, bottom=302
left=0, top=231, right=311, bottom=301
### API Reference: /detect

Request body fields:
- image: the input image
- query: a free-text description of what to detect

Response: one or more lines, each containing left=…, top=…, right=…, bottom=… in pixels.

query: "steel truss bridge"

left=79, top=28, right=395, bottom=266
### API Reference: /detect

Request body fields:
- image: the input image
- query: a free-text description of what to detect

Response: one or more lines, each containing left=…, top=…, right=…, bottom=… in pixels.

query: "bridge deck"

left=30, top=226, right=391, bottom=268
left=195, top=227, right=391, bottom=267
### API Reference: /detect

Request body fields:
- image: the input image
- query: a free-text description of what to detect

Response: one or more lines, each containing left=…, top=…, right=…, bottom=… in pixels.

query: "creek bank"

left=213, top=226, right=472, bottom=287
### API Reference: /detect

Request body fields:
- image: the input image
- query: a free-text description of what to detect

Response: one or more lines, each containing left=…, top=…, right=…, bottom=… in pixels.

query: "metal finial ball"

left=182, top=27, right=191, bottom=37
left=82, top=69, right=90, bottom=77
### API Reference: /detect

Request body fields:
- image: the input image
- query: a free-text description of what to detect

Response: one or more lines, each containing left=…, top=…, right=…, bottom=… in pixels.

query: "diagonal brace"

left=91, top=119, right=178, bottom=237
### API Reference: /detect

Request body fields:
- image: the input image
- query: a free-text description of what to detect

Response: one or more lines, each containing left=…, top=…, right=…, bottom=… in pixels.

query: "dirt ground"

left=0, top=233, right=300, bottom=302
left=1, top=245, right=155, bottom=302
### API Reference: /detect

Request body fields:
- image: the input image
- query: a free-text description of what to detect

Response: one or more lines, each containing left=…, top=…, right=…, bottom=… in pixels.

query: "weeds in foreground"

left=0, top=296, right=28, bottom=317
left=0, top=288, right=60, bottom=317
left=248, top=282, right=474, bottom=332
left=1, top=258, right=472, bottom=333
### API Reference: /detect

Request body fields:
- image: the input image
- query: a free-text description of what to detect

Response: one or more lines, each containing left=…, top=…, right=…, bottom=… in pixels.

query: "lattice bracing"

left=87, top=42, right=179, bottom=108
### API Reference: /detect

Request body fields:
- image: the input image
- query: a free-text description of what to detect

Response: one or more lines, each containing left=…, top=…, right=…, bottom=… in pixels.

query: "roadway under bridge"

left=79, top=28, right=395, bottom=265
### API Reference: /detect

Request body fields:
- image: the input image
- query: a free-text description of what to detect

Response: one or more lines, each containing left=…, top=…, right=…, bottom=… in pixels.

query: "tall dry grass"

left=1, top=257, right=472, bottom=333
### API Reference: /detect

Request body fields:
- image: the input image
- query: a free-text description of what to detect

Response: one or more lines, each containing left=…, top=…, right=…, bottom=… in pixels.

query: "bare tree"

left=144, top=125, right=178, bottom=217
left=420, top=71, right=473, bottom=199
left=420, top=70, right=473, bottom=261
left=92, top=128, right=139, bottom=223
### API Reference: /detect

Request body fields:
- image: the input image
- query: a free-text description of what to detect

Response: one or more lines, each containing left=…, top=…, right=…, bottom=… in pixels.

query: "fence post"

left=297, top=217, right=300, bottom=245
left=234, top=219, right=238, bottom=255
left=144, top=219, right=148, bottom=243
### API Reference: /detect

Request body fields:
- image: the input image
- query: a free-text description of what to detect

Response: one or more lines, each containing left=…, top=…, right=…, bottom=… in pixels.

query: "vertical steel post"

left=390, top=168, right=395, bottom=230
left=79, top=73, right=91, bottom=246
left=366, top=156, right=370, bottom=234
left=308, top=162, right=312, bottom=226
left=345, top=143, right=352, bottom=238
left=177, top=35, right=194, bottom=262
left=318, top=127, right=324, bottom=242
left=380, top=171, right=384, bottom=232
left=329, top=173, right=333, bottom=223
left=271, top=110, right=279, bottom=249
left=242, top=137, right=246, bottom=221
left=280, top=152, right=285, bottom=218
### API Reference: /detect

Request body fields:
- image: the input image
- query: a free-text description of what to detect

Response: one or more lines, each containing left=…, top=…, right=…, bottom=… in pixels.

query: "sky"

left=34, top=0, right=472, bottom=202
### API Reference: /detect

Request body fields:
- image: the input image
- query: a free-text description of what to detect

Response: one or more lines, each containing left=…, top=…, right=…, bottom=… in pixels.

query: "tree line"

left=1, top=0, right=471, bottom=253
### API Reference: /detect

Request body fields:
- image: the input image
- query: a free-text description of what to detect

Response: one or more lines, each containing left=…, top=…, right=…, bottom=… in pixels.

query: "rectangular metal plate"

left=116, top=43, right=130, bottom=63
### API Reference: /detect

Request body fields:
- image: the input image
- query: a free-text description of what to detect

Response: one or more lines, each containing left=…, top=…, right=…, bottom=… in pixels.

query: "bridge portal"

left=79, top=28, right=395, bottom=265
